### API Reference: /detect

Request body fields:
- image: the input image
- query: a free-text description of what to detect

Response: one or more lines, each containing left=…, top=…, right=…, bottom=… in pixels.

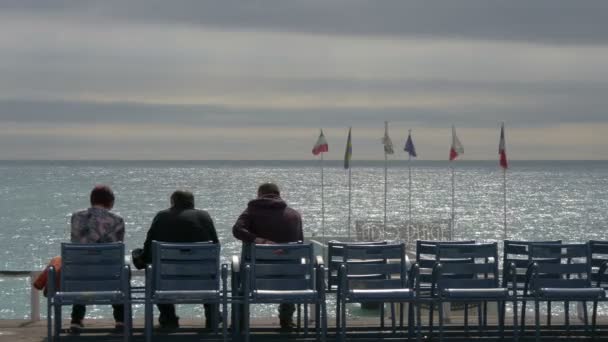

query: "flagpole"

left=321, top=152, right=325, bottom=242
left=503, top=167, right=507, bottom=240
left=408, top=152, right=412, bottom=243
left=348, top=165, right=352, bottom=239
left=384, top=151, right=388, bottom=240
left=451, top=162, right=455, bottom=239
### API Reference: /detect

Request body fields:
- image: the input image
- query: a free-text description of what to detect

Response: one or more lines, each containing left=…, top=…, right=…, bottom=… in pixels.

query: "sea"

left=1, top=160, right=607, bottom=319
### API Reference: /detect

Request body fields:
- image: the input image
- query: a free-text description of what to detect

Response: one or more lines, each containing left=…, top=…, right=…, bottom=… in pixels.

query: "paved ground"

left=2, top=316, right=608, bottom=342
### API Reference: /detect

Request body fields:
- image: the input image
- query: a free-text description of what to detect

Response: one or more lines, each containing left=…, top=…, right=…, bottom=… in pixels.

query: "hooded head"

left=257, top=183, right=280, bottom=198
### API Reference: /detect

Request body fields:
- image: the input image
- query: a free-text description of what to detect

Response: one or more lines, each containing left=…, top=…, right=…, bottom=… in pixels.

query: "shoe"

left=69, top=321, right=84, bottom=335
left=205, top=313, right=223, bottom=329
left=158, top=316, right=180, bottom=330
left=279, top=319, right=296, bottom=332
left=112, top=321, right=125, bottom=334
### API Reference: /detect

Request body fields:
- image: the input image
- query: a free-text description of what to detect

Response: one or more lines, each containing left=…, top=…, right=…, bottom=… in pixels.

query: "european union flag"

left=404, top=132, right=417, bottom=157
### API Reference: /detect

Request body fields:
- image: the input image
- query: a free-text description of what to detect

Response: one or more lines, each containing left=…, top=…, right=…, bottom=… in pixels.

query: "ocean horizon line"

left=0, top=159, right=607, bottom=162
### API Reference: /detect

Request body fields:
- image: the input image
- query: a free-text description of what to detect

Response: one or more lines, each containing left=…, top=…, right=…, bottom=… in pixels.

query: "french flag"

left=449, top=125, right=464, bottom=161
left=312, top=129, right=329, bottom=155
left=499, top=123, right=508, bottom=169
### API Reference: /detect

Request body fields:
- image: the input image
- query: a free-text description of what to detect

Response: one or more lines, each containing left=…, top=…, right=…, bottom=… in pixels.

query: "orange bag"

left=33, top=256, right=62, bottom=297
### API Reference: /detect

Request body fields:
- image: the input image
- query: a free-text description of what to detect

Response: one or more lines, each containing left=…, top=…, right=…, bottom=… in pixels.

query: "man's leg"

left=204, top=304, right=220, bottom=329
left=111, top=304, right=125, bottom=332
left=278, top=303, right=296, bottom=329
left=157, top=304, right=179, bottom=328
left=70, top=305, right=86, bottom=333
left=112, top=304, right=125, bottom=323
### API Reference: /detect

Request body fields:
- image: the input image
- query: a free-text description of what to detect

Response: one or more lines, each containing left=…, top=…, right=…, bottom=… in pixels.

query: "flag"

left=344, top=127, right=352, bottom=169
left=404, top=131, right=417, bottom=157
left=499, top=123, right=508, bottom=169
left=312, top=129, right=329, bottom=155
left=382, top=121, right=394, bottom=154
left=449, top=125, right=464, bottom=161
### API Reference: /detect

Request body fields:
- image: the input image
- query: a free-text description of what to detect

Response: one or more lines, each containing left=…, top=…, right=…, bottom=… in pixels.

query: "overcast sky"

left=1, top=0, right=607, bottom=160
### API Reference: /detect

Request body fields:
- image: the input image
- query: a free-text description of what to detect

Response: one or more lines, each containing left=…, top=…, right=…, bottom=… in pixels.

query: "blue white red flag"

left=449, top=125, right=464, bottom=161
left=312, top=129, right=329, bottom=155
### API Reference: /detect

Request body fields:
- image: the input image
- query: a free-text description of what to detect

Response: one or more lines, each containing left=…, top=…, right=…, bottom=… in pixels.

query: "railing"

left=0, top=269, right=145, bottom=322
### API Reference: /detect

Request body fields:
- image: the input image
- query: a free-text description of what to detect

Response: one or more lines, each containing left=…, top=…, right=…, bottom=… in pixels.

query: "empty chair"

left=503, top=239, right=561, bottom=329
left=328, top=240, right=391, bottom=329
left=525, top=243, right=605, bottom=341
left=337, top=242, right=419, bottom=342
left=47, top=243, right=131, bottom=342
left=415, top=240, right=474, bottom=332
left=432, top=242, right=517, bottom=342
left=416, top=240, right=475, bottom=290
left=144, top=241, right=227, bottom=342
left=327, top=240, right=388, bottom=292
left=242, top=242, right=326, bottom=342
left=502, top=240, right=562, bottom=290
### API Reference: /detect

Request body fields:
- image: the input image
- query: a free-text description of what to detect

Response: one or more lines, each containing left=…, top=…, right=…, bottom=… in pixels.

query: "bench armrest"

left=231, top=255, right=241, bottom=294
left=598, top=260, right=608, bottom=288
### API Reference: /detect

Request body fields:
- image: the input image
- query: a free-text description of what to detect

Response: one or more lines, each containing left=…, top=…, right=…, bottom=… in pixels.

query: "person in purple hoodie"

left=232, top=182, right=303, bottom=330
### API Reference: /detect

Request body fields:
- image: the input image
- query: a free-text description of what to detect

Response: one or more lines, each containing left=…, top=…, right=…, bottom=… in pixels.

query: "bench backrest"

left=152, top=241, right=219, bottom=291
left=436, top=243, right=499, bottom=290
left=529, top=243, right=592, bottom=290
left=250, top=243, right=314, bottom=292
left=503, top=240, right=562, bottom=288
left=589, top=240, right=608, bottom=289
left=327, top=240, right=388, bottom=290
left=60, top=242, right=125, bottom=292
left=416, top=240, right=475, bottom=285
left=341, top=243, right=407, bottom=291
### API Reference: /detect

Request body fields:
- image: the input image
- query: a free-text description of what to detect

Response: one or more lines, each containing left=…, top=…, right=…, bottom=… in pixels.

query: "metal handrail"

left=0, top=269, right=145, bottom=322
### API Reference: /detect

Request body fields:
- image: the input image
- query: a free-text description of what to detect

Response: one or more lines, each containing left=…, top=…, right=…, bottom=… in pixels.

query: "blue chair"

left=327, top=240, right=388, bottom=292
left=47, top=243, right=131, bottom=342
left=242, top=242, right=327, bottom=342
left=503, top=240, right=562, bottom=291
left=328, top=240, right=390, bottom=329
left=144, top=241, right=227, bottom=342
left=590, top=240, right=608, bottom=291
left=415, top=240, right=474, bottom=333
left=337, top=242, right=419, bottom=342
left=231, top=241, right=309, bottom=337
left=432, top=243, right=517, bottom=342
left=590, top=240, right=608, bottom=330
left=526, top=243, right=605, bottom=341
left=503, top=239, right=561, bottom=329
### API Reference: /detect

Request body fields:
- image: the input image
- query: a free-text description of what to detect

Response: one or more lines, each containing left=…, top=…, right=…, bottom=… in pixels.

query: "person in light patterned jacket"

left=69, top=185, right=125, bottom=334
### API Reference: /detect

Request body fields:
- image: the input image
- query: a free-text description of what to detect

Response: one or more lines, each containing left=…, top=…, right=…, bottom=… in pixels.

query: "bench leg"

left=534, top=300, right=540, bottom=342
left=54, top=305, right=61, bottom=340
left=438, top=300, right=444, bottom=342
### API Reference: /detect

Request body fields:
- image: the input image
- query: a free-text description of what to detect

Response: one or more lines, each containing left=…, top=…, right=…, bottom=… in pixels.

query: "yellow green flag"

left=344, top=127, right=352, bottom=169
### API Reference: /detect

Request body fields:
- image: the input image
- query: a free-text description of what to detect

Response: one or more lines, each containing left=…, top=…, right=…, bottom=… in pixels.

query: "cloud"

left=1, top=0, right=607, bottom=45
left=0, top=1, right=607, bottom=159
left=0, top=121, right=606, bottom=160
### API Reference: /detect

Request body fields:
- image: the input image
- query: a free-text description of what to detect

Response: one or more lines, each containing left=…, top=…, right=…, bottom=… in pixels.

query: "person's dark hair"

left=171, top=190, right=195, bottom=209
left=90, top=185, right=115, bottom=208
left=258, top=183, right=280, bottom=197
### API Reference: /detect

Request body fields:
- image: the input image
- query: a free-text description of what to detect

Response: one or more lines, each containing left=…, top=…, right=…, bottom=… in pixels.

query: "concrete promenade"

left=2, top=315, right=608, bottom=342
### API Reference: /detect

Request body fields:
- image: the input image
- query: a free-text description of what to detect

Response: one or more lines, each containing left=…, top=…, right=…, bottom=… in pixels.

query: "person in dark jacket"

left=232, top=182, right=303, bottom=329
left=142, top=190, right=219, bottom=329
